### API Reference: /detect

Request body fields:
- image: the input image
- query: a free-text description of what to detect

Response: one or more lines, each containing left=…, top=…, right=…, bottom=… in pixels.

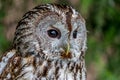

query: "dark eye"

left=73, top=30, right=77, bottom=38
left=47, top=29, right=60, bottom=38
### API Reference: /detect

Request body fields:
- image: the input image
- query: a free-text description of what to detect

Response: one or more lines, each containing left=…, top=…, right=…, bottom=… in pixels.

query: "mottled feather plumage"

left=0, top=4, right=87, bottom=80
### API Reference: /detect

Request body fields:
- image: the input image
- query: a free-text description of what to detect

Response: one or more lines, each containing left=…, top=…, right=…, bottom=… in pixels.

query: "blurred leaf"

left=98, top=69, right=119, bottom=80
left=0, top=24, right=10, bottom=53
left=80, top=0, right=94, bottom=17
left=35, top=0, right=54, bottom=4
left=0, top=10, right=5, bottom=21
left=104, top=26, right=116, bottom=46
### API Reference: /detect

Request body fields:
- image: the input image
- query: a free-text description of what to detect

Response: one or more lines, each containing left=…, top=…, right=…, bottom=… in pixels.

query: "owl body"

left=0, top=4, right=87, bottom=80
left=0, top=50, right=86, bottom=80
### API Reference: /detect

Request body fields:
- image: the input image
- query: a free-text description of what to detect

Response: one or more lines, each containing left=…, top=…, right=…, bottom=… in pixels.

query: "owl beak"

left=61, top=42, right=72, bottom=58
left=66, top=42, right=70, bottom=56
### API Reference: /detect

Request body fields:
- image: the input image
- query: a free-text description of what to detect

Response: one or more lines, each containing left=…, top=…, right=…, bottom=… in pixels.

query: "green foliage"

left=98, top=69, right=119, bottom=80
left=35, top=0, right=54, bottom=4
left=0, top=0, right=11, bottom=54
left=83, top=0, right=120, bottom=79
left=0, top=24, right=11, bottom=53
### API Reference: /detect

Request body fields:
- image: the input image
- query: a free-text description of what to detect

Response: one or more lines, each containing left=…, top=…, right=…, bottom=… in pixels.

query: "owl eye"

left=47, top=29, right=60, bottom=38
left=73, top=30, right=77, bottom=38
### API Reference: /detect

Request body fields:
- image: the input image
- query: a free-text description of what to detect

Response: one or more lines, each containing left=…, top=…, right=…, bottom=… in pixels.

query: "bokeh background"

left=0, top=0, right=120, bottom=80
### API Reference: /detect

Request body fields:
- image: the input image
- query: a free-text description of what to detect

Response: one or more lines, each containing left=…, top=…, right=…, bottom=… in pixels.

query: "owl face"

left=14, top=4, right=87, bottom=60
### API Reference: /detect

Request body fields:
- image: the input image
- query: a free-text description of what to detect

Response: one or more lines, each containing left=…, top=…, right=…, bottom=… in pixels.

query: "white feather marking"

left=82, top=67, right=86, bottom=80
left=67, top=72, right=74, bottom=80
left=41, top=77, right=47, bottom=80
left=0, top=50, right=15, bottom=74
left=21, top=65, right=34, bottom=79
left=7, top=73, right=11, bottom=79
left=71, top=8, right=78, bottom=18
left=76, top=71, right=81, bottom=80
left=58, top=69, right=65, bottom=80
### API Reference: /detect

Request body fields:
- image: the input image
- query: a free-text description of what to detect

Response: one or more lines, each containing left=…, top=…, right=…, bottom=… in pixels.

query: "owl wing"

left=0, top=50, right=36, bottom=79
left=0, top=50, right=18, bottom=79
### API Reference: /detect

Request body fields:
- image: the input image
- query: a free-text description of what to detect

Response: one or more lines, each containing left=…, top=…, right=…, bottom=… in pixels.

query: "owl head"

left=13, top=4, right=87, bottom=61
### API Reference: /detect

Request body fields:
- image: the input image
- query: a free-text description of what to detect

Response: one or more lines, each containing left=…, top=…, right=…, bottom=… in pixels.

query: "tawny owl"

left=0, top=4, right=87, bottom=80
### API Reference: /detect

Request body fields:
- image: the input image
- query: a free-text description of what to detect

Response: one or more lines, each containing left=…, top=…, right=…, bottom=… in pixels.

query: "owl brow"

left=49, top=25, right=58, bottom=30
left=49, top=25, right=60, bottom=33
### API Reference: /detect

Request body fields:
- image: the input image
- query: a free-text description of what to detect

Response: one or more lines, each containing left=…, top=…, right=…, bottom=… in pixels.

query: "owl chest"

left=18, top=60, right=86, bottom=80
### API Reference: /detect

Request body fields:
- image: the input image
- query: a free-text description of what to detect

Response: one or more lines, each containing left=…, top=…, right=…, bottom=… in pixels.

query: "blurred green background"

left=0, top=0, right=120, bottom=80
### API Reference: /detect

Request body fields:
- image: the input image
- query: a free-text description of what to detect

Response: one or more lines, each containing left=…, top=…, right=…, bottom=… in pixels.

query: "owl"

left=0, top=4, right=87, bottom=80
